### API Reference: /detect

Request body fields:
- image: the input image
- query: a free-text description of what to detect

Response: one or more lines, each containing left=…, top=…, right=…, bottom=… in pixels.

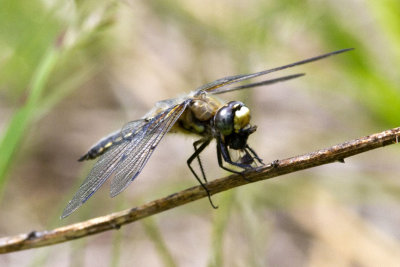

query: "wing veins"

left=61, top=120, right=150, bottom=218
left=197, top=48, right=353, bottom=94
left=210, top=73, right=305, bottom=95
left=110, top=101, right=188, bottom=197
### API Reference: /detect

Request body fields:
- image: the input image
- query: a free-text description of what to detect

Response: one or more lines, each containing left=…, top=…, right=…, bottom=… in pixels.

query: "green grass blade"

left=0, top=44, right=60, bottom=197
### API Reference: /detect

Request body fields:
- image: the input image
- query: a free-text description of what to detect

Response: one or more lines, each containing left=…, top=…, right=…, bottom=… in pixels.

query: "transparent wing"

left=110, top=101, right=189, bottom=197
left=61, top=140, right=131, bottom=218
left=210, top=73, right=305, bottom=95
left=61, top=101, right=188, bottom=218
left=195, top=48, right=353, bottom=94
left=78, top=120, right=148, bottom=161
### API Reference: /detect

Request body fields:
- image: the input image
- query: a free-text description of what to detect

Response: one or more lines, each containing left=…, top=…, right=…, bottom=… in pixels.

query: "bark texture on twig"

left=0, top=127, right=399, bottom=253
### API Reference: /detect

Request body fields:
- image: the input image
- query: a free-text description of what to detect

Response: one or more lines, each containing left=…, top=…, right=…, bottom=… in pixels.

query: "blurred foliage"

left=0, top=0, right=115, bottom=196
left=0, top=0, right=400, bottom=266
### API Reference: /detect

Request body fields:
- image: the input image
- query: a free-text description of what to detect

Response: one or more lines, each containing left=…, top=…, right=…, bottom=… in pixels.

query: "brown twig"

left=0, top=127, right=399, bottom=253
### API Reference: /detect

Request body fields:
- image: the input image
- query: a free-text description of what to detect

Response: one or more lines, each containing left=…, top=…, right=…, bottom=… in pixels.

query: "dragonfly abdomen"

left=78, top=130, right=124, bottom=161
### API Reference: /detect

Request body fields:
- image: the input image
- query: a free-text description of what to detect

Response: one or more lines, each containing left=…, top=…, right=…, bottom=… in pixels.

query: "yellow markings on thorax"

left=174, top=95, right=223, bottom=135
left=176, top=108, right=205, bottom=134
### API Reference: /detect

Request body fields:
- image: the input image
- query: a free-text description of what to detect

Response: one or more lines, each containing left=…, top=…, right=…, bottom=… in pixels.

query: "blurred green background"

left=1, top=0, right=400, bottom=266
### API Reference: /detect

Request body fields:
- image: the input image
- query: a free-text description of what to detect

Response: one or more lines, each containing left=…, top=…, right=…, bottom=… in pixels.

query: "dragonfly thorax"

left=176, top=95, right=222, bottom=135
left=190, top=95, right=222, bottom=121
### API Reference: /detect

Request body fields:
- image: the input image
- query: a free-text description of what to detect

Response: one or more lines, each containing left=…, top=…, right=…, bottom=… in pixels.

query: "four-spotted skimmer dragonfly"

left=62, top=48, right=352, bottom=218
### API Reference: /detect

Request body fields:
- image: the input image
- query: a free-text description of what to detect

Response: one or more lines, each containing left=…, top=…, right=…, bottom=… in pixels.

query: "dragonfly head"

left=214, top=101, right=257, bottom=149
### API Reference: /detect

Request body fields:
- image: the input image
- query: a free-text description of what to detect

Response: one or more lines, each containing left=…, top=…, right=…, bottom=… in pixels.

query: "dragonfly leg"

left=193, top=139, right=208, bottom=183
left=187, top=138, right=218, bottom=209
left=217, top=139, right=253, bottom=170
left=245, top=144, right=264, bottom=166
left=216, top=139, right=256, bottom=182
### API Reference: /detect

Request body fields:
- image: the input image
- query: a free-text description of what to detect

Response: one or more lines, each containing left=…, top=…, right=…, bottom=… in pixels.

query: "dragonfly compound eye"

left=214, top=105, right=234, bottom=136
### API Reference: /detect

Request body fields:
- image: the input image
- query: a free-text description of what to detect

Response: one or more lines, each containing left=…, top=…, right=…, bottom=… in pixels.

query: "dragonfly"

left=61, top=48, right=353, bottom=218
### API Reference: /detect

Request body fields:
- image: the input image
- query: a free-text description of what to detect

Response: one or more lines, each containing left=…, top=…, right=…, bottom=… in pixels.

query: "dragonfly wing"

left=210, top=73, right=305, bottom=95
left=110, top=101, right=189, bottom=197
left=61, top=120, right=148, bottom=218
left=61, top=141, right=130, bottom=218
left=196, top=48, right=353, bottom=94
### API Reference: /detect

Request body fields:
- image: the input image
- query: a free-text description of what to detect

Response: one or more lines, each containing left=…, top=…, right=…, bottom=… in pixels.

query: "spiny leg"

left=245, top=144, right=279, bottom=169
left=193, top=139, right=208, bottom=183
left=217, top=138, right=253, bottom=170
left=216, top=139, right=253, bottom=182
left=216, top=142, right=242, bottom=174
left=245, top=144, right=264, bottom=165
left=240, top=149, right=256, bottom=165
left=187, top=138, right=218, bottom=209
